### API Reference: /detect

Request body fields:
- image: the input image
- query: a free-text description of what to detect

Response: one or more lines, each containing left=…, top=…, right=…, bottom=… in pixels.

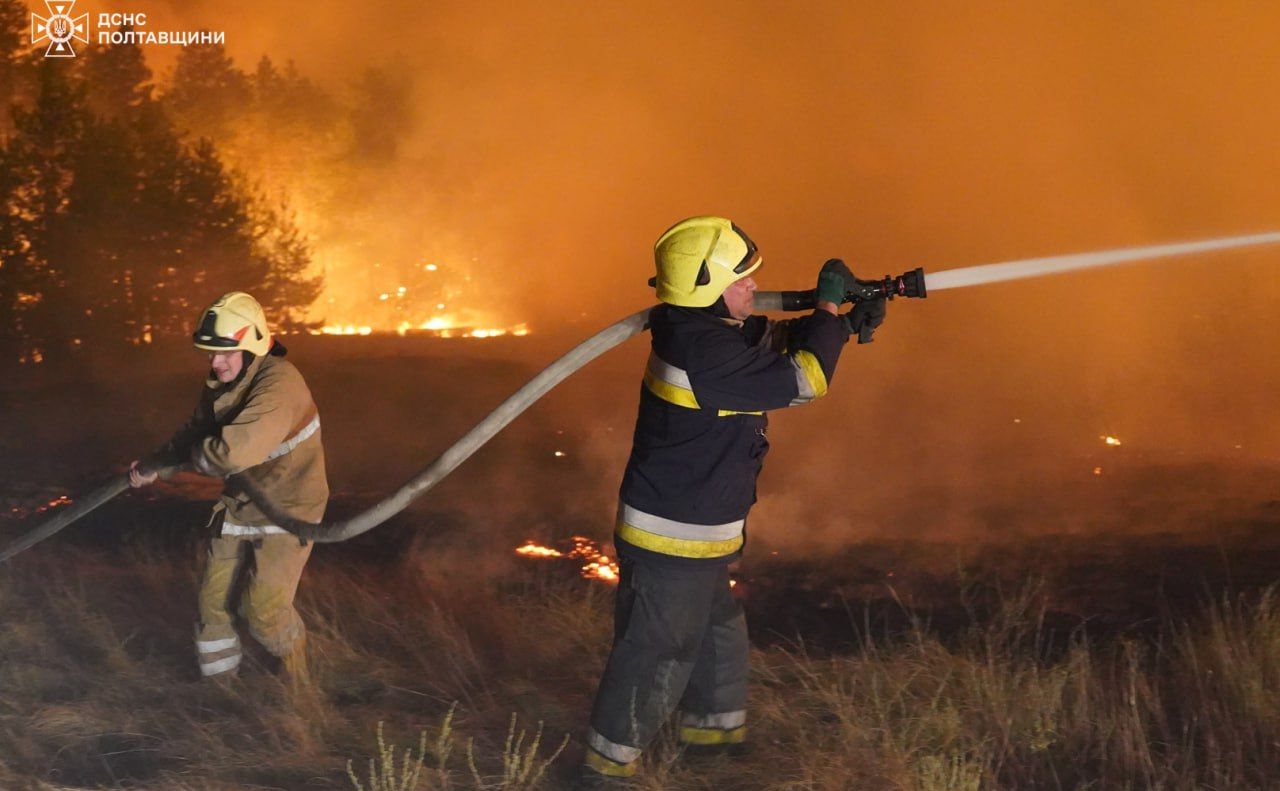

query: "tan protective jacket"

left=154, top=351, right=328, bottom=531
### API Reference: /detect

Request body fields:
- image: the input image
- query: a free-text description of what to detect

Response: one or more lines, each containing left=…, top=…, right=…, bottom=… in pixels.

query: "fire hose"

left=0, top=279, right=920, bottom=561
left=5, top=227, right=1280, bottom=560
left=283, top=272, right=927, bottom=544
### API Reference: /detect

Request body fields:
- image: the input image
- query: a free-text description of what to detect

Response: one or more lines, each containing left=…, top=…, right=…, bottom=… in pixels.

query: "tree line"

left=0, top=2, right=322, bottom=365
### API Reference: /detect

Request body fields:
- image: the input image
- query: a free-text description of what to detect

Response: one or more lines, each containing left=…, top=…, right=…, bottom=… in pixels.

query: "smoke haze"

left=11, top=2, right=1280, bottom=553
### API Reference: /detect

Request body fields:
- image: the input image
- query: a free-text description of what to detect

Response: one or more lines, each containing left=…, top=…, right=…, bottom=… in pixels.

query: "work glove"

left=845, top=297, right=887, bottom=344
left=816, top=258, right=855, bottom=305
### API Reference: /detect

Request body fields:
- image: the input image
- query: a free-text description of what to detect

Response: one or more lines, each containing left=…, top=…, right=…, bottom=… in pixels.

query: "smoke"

left=13, top=2, right=1280, bottom=554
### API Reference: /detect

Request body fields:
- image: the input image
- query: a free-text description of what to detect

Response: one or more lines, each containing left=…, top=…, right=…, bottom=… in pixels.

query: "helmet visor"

left=193, top=310, right=241, bottom=348
left=731, top=224, right=761, bottom=274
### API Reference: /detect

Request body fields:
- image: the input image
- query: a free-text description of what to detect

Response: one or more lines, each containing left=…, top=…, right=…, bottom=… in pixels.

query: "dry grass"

left=0, top=537, right=1277, bottom=790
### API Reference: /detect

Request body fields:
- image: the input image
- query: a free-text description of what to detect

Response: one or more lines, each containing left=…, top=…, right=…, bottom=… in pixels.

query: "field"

left=1, top=334, right=1278, bottom=789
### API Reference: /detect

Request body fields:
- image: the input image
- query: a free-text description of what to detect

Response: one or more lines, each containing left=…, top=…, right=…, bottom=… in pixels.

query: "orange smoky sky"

left=23, top=1, right=1280, bottom=542
left=110, top=1, right=1280, bottom=314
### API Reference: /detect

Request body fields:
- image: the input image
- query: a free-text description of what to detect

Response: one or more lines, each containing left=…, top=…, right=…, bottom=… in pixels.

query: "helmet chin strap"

left=705, top=295, right=732, bottom=319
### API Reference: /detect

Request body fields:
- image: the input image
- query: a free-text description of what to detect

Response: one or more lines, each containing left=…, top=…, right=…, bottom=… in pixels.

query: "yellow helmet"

left=652, top=216, right=762, bottom=307
left=192, top=291, right=271, bottom=357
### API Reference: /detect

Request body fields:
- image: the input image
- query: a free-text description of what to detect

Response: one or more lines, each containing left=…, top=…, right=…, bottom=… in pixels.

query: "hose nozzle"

left=773, top=267, right=928, bottom=312
left=846, top=267, right=927, bottom=303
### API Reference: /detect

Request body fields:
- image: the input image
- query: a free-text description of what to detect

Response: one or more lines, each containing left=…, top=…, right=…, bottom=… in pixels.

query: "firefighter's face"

left=722, top=277, right=757, bottom=320
left=209, top=350, right=244, bottom=383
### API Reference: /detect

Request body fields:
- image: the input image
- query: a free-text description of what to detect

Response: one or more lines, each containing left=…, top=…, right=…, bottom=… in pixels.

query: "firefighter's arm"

left=687, top=309, right=847, bottom=413
left=191, top=372, right=295, bottom=477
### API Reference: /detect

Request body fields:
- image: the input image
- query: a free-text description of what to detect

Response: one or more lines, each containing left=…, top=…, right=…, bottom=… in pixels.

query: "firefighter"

left=128, top=291, right=328, bottom=685
left=580, top=217, right=885, bottom=783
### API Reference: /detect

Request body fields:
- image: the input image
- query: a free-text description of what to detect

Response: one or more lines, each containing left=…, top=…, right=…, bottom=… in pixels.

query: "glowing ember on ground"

left=1093, top=467, right=1103, bottom=475
left=1102, top=436, right=1122, bottom=446
left=515, top=536, right=620, bottom=583
left=8, top=494, right=74, bottom=519
left=515, top=541, right=563, bottom=558
left=316, top=318, right=530, bottom=339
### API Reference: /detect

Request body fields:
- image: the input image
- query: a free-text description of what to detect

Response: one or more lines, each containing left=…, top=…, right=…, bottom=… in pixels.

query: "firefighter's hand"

left=128, top=460, right=159, bottom=488
left=845, top=298, right=887, bottom=344
left=816, top=258, right=855, bottom=310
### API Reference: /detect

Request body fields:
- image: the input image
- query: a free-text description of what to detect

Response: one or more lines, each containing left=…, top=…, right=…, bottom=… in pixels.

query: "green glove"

left=816, top=258, right=854, bottom=305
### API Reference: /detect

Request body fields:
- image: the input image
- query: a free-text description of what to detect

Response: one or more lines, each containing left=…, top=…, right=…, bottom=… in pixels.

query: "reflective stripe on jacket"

left=616, top=305, right=847, bottom=563
left=153, top=351, right=329, bottom=529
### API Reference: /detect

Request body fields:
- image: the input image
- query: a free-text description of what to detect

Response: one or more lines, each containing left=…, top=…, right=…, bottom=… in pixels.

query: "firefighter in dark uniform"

left=580, top=216, right=886, bottom=782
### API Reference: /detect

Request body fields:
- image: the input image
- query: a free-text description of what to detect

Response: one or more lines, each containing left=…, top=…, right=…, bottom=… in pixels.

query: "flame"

left=515, top=535, right=620, bottom=583
left=317, top=324, right=373, bottom=336
left=516, top=541, right=564, bottom=558
left=312, top=276, right=530, bottom=339
left=8, top=494, right=73, bottom=519
left=317, top=317, right=531, bottom=339
left=1102, top=435, right=1122, bottom=446
left=38, top=495, right=73, bottom=513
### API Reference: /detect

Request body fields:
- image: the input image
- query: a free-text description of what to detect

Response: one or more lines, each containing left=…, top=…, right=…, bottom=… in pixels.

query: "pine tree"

left=0, top=0, right=30, bottom=133
left=1, top=37, right=322, bottom=363
left=80, top=25, right=152, bottom=120
left=0, top=60, right=89, bottom=361
left=164, top=41, right=250, bottom=142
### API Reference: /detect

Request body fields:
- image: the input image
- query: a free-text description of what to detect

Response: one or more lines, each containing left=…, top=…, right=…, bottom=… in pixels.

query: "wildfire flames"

left=313, top=276, right=531, bottom=339
left=316, top=319, right=531, bottom=339
left=516, top=536, right=620, bottom=583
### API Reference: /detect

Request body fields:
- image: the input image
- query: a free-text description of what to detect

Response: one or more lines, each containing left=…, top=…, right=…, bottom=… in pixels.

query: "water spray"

left=924, top=231, right=1280, bottom=291
left=3, top=230, right=1279, bottom=557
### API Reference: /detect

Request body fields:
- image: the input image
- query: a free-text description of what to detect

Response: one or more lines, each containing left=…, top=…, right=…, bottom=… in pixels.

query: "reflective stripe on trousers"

left=195, top=628, right=242, bottom=677
left=197, top=533, right=312, bottom=665
left=679, top=710, right=748, bottom=745
left=584, top=728, right=641, bottom=777
left=586, top=558, right=748, bottom=776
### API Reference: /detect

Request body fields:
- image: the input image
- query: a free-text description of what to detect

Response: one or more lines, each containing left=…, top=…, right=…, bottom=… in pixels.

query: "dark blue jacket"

left=616, top=304, right=848, bottom=565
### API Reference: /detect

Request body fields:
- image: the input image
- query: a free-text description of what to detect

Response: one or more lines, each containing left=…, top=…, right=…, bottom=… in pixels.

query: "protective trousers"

left=194, top=532, right=313, bottom=678
left=585, top=557, right=748, bottom=778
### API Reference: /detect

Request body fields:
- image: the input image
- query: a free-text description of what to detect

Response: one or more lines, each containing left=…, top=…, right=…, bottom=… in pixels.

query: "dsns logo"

left=31, top=1, right=90, bottom=58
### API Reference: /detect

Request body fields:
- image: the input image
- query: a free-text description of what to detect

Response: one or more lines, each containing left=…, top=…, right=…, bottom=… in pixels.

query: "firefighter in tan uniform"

left=129, top=292, right=328, bottom=683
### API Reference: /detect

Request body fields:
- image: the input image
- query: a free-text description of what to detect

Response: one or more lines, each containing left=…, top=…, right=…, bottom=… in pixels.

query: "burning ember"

left=1102, top=435, right=1122, bottom=446
left=7, top=494, right=73, bottom=519
left=516, top=536, right=620, bottom=583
